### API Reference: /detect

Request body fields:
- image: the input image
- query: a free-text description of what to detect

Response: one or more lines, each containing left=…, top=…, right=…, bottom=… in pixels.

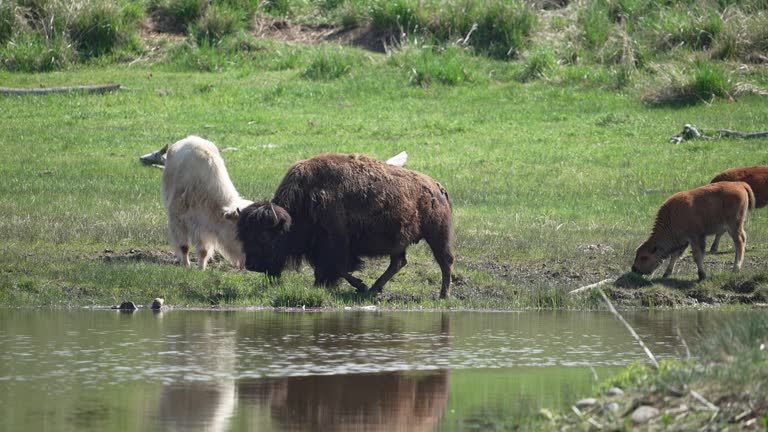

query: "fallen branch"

left=670, top=124, right=768, bottom=144
left=569, top=278, right=615, bottom=295
left=690, top=389, right=718, bottom=411
left=596, top=287, right=660, bottom=369
left=0, top=84, right=121, bottom=95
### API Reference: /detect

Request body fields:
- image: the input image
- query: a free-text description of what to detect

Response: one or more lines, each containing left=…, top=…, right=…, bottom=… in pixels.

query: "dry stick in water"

left=675, top=325, right=692, bottom=360
left=595, top=287, right=660, bottom=369
left=569, top=278, right=615, bottom=295
left=595, top=288, right=720, bottom=412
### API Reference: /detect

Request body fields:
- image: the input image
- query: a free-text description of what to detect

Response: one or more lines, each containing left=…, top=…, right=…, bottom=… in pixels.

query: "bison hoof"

left=354, top=282, right=370, bottom=293
left=697, top=271, right=706, bottom=281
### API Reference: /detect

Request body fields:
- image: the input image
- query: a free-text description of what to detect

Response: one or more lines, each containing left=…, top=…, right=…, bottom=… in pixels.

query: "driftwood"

left=0, top=84, right=121, bottom=95
left=670, top=124, right=768, bottom=144
left=569, top=278, right=615, bottom=295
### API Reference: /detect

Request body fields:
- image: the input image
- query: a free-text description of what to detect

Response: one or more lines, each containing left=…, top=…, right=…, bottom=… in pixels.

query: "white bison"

left=162, top=136, right=253, bottom=269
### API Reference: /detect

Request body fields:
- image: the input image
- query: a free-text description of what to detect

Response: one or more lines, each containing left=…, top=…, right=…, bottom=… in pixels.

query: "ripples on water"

left=0, top=309, right=740, bottom=431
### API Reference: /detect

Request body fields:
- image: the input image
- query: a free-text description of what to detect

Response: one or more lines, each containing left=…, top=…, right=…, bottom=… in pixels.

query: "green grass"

left=1, top=2, right=768, bottom=309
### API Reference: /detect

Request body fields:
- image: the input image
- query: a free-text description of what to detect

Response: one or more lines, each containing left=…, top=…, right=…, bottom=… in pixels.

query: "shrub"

left=0, top=31, right=75, bottom=71
left=642, top=62, right=732, bottom=106
left=0, top=1, right=15, bottom=44
left=262, top=0, right=292, bottom=17
left=597, top=25, right=642, bottom=69
left=689, top=62, right=731, bottom=100
left=651, top=7, right=723, bottom=51
left=713, top=11, right=768, bottom=62
left=518, top=47, right=557, bottom=82
left=301, top=47, right=359, bottom=80
left=334, top=1, right=370, bottom=29
left=17, top=0, right=69, bottom=38
left=579, top=0, right=613, bottom=48
left=390, top=45, right=476, bottom=87
left=370, top=0, right=428, bottom=36
left=69, top=2, right=142, bottom=59
left=467, top=1, right=537, bottom=59
left=191, top=5, right=246, bottom=46
left=218, top=0, right=259, bottom=17
left=152, top=0, right=208, bottom=30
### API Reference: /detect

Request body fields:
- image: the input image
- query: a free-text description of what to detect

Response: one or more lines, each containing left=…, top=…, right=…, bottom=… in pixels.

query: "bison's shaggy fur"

left=708, top=166, right=768, bottom=252
left=632, top=181, right=754, bottom=281
left=162, top=136, right=253, bottom=270
left=237, top=154, right=455, bottom=298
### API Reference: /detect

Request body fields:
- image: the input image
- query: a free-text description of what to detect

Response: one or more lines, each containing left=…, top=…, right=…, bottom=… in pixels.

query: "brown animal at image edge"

left=709, top=166, right=768, bottom=253
left=236, top=154, right=455, bottom=298
left=631, top=181, right=754, bottom=281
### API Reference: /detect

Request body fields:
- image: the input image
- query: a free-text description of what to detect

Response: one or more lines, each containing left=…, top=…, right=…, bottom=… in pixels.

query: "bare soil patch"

left=252, top=18, right=390, bottom=53
left=96, top=248, right=237, bottom=271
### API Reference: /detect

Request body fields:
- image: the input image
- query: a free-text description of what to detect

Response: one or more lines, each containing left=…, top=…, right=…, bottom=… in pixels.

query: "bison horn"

left=269, top=203, right=279, bottom=227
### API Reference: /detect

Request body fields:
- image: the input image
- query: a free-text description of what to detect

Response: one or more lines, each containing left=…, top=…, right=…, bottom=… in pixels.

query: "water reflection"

left=153, top=313, right=451, bottom=432
left=0, top=308, right=757, bottom=432
left=153, top=314, right=237, bottom=432
left=239, top=371, right=448, bottom=432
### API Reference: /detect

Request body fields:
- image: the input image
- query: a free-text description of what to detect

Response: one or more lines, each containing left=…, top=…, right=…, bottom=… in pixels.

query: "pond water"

left=0, top=308, right=741, bottom=431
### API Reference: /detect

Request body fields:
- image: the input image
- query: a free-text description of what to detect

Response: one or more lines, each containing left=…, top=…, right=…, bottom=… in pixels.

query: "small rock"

left=220, top=147, right=237, bottom=153
left=575, top=398, right=597, bottom=409
left=151, top=298, right=164, bottom=310
left=605, top=402, right=620, bottom=413
left=115, top=301, right=137, bottom=310
left=538, top=408, right=554, bottom=421
left=607, top=387, right=624, bottom=397
left=630, top=406, right=660, bottom=424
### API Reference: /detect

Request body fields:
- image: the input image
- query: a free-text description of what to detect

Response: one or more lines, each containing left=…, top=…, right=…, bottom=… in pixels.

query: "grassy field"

left=1, top=1, right=768, bottom=309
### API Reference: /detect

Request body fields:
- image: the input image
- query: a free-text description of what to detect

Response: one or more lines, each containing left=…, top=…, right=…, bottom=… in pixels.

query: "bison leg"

left=728, top=225, right=746, bottom=272
left=177, top=244, right=191, bottom=267
left=341, top=273, right=369, bottom=293
left=196, top=245, right=212, bottom=270
left=662, top=247, right=686, bottom=278
left=426, top=237, right=454, bottom=299
left=709, top=228, right=726, bottom=253
left=369, top=252, right=408, bottom=295
left=690, top=236, right=707, bottom=281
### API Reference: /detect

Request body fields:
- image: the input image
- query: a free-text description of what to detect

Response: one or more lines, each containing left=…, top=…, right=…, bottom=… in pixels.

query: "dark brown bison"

left=631, top=181, right=754, bottom=281
left=236, top=154, right=455, bottom=298
left=708, top=166, right=768, bottom=252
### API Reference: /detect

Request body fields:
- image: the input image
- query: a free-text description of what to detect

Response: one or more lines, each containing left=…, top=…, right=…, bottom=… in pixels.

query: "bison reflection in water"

left=239, top=371, right=449, bottom=432
left=236, top=153, right=455, bottom=298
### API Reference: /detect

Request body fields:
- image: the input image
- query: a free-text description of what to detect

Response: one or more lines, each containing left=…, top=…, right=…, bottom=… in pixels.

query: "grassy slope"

left=0, top=41, right=767, bottom=308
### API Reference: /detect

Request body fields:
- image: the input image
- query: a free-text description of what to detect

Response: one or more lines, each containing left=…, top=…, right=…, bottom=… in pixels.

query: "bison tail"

left=744, top=182, right=756, bottom=210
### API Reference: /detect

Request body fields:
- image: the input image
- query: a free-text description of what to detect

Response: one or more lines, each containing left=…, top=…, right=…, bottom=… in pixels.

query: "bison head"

left=236, top=202, right=292, bottom=276
left=631, top=241, right=664, bottom=275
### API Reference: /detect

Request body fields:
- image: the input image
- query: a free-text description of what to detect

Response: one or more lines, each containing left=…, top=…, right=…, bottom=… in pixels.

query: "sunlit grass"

left=1, top=40, right=767, bottom=308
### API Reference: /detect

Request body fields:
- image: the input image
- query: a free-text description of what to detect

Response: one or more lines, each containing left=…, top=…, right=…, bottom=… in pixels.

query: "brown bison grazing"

left=236, top=154, right=455, bottom=298
left=708, top=166, right=768, bottom=252
left=631, top=181, right=754, bottom=281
